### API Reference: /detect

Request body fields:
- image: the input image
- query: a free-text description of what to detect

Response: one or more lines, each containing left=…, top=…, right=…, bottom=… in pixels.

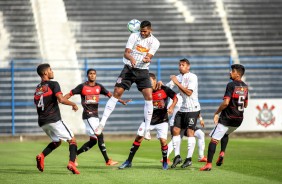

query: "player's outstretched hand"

left=72, top=104, right=78, bottom=112
left=119, top=99, right=132, bottom=105
left=156, top=81, right=163, bottom=90
left=142, top=56, right=151, bottom=63
left=167, top=106, right=174, bottom=115
left=200, top=119, right=205, bottom=128
left=130, top=60, right=136, bottom=68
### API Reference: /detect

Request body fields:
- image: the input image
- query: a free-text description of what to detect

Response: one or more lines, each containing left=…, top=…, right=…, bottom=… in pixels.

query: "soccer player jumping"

left=200, top=64, right=248, bottom=171
left=95, top=20, right=160, bottom=140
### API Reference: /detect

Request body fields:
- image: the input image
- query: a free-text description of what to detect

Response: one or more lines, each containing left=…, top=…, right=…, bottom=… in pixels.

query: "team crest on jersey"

left=256, top=103, right=275, bottom=128
left=116, top=77, right=122, bottom=84
left=35, top=85, right=48, bottom=95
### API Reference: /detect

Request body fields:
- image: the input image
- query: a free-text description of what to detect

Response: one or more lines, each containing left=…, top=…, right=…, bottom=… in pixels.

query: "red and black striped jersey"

left=34, top=81, right=62, bottom=127
left=151, top=86, right=177, bottom=125
left=70, top=81, right=110, bottom=119
left=220, top=80, right=248, bottom=126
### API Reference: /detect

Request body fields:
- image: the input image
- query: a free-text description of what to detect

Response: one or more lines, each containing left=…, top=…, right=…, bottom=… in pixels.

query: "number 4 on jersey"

left=37, top=95, right=45, bottom=111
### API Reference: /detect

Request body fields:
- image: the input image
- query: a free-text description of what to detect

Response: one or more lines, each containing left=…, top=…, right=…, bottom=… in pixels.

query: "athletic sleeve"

left=70, top=84, right=83, bottom=96
left=125, top=33, right=137, bottom=49
left=163, top=86, right=177, bottom=100
left=166, top=80, right=175, bottom=89
left=166, top=74, right=182, bottom=89
left=223, top=82, right=233, bottom=99
left=148, top=38, right=160, bottom=56
left=51, top=81, right=62, bottom=96
left=187, top=74, right=197, bottom=91
left=97, top=83, right=110, bottom=96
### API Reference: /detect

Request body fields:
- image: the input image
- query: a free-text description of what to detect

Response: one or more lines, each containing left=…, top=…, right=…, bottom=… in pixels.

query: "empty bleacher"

left=223, top=0, right=282, bottom=56
left=64, top=0, right=230, bottom=58
left=0, top=60, right=42, bottom=135
left=0, top=0, right=41, bottom=59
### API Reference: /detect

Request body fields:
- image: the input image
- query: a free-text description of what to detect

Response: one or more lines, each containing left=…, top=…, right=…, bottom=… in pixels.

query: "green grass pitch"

left=0, top=137, right=281, bottom=184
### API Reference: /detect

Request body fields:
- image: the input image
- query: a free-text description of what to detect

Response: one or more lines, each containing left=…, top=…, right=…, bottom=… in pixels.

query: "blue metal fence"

left=1, top=56, right=282, bottom=135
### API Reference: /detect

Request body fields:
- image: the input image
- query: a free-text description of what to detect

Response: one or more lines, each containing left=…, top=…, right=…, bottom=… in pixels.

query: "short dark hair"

left=149, top=72, right=156, bottom=80
left=140, top=20, right=151, bottom=29
left=231, top=64, right=245, bottom=76
left=87, top=68, right=96, bottom=75
left=37, top=63, right=50, bottom=77
left=179, top=58, right=190, bottom=65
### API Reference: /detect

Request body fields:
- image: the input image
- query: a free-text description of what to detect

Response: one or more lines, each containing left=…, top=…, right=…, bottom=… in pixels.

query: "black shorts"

left=115, top=65, right=152, bottom=91
left=174, top=111, right=200, bottom=130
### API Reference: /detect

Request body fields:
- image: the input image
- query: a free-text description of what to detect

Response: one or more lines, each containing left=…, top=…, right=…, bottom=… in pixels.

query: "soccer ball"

left=127, top=19, right=141, bottom=33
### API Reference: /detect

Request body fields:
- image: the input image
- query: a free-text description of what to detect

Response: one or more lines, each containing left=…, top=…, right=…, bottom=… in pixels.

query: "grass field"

left=0, top=137, right=282, bottom=184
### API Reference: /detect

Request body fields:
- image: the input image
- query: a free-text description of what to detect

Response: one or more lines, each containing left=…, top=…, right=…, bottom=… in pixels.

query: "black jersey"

left=220, top=80, right=248, bottom=127
left=70, top=82, right=110, bottom=119
left=151, top=86, right=177, bottom=125
left=34, top=81, right=62, bottom=127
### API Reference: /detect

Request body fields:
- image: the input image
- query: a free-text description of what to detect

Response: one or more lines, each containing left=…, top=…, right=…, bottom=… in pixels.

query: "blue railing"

left=1, top=56, right=282, bottom=135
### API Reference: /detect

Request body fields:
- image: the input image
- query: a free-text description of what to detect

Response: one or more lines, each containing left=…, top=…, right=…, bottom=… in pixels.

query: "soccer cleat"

left=36, top=153, right=45, bottom=172
left=160, top=158, right=171, bottom=164
left=198, top=156, right=207, bottom=162
left=118, top=160, right=132, bottom=169
left=171, top=155, right=182, bottom=168
left=94, top=124, right=104, bottom=135
left=181, top=158, right=192, bottom=168
left=106, top=159, right=119, bottom=166
left=67, top=161, right=80, bottom=174
left=200, top=163, right=212, bottom=171
left=216, top=151, right=225, bottom=166
left=144, top=130, right=151, bottom=140
left=162, top=162, right=169, bottom=170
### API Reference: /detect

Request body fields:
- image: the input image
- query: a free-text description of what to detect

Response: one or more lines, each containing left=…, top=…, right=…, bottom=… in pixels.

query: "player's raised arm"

left=170, top=75, right=193, bottom=96
left=56, top=93, right=78, bottom=112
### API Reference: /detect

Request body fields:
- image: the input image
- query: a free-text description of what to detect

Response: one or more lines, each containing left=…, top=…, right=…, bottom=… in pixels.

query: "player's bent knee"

left=211, top=138, right=219, bottom=144
left=68, top=138, right=77, bottom=145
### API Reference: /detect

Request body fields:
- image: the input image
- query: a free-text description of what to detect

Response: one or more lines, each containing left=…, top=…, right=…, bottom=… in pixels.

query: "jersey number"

left=238, top=96, right=245, bottom=111
left=37, top=95, right=44, bottom=111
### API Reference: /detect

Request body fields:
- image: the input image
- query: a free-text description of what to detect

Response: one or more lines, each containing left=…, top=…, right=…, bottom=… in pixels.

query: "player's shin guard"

left=207, top=140, right=218, bottom=163
left=167, top=140, right=173, bottom=158
left=77, top=137, right=97, bottom=155
left=220, top=134, right=229, bottom=153
left=69, top=142, right=78, bottom=162
left=144, top=100, right=153, bottom=129
left=161, top=145, right=168, bottom=163
left=42, top=141, right=61, bottom=157
left=172, top=135, right=181, bottom=156
left=187, top=137, right=196, bottom=159
left=195, top=130, right=205, bottom=158
left=100, top=97, right=118, bottom=126
left=127, top=141, right=141, bottom=162
left=97, top=133, right=109, bottom=162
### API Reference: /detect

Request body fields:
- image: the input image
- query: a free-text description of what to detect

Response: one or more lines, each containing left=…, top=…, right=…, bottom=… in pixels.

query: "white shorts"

left=209, top=123, right=238, bottom=140
left=83, top=117, right=100, bottom=138
left=41, top=120, right=74, bottom=142
left=137, top=122, right=168, bottom=139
